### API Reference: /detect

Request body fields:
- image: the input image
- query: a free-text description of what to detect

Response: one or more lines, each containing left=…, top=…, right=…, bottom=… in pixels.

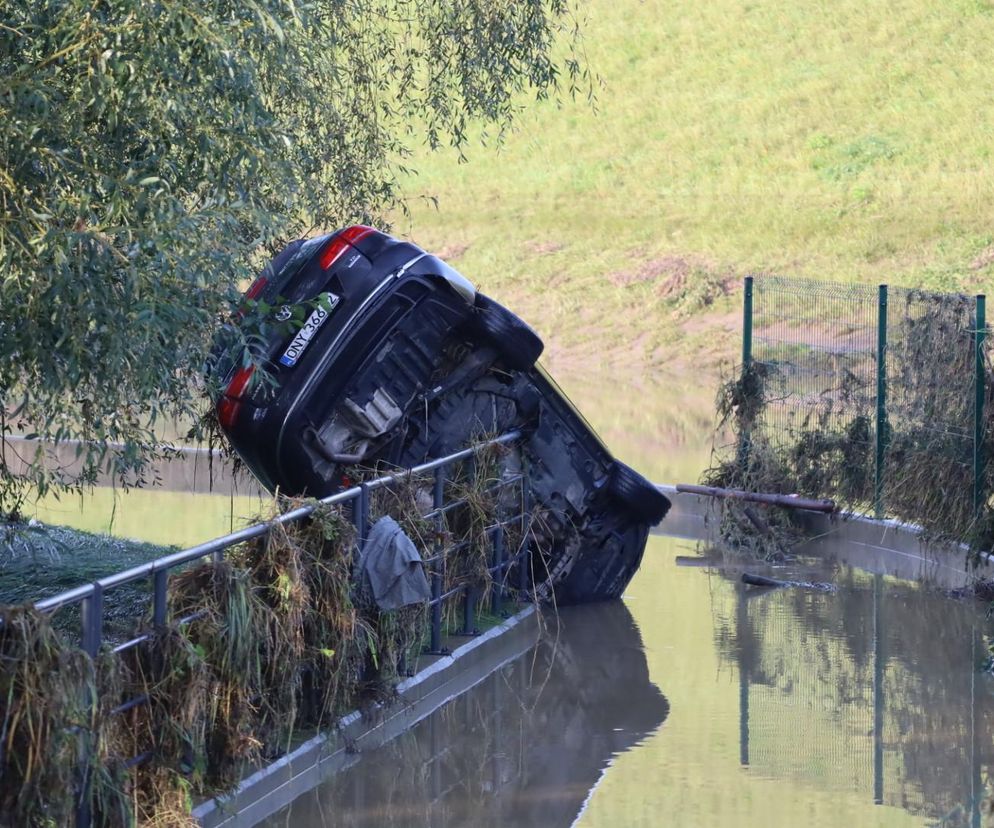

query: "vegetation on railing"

left=0, top=606, right=95, bottom=826
left=0, top=443, right=526, bottom=826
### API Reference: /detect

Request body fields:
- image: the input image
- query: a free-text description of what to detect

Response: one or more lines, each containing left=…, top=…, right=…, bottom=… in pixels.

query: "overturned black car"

left=213, top=226, right=669, bottom=603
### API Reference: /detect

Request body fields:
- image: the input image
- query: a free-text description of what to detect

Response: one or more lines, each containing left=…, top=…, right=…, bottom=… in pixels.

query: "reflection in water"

left=712, top=563, right=994, bottom=827
left=551, top=370, right=720, bottom=485
left=24, top=447, right=266, bottom=547
left=17, top=371, right=994, bottom=825
left=257, top=537, right=994, bottom=828
left=261, top=602, right=669, bottom=828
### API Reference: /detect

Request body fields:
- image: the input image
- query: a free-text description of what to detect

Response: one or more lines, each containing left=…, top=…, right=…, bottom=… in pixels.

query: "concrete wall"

left=656, top=485, right=982, bottom=589
left=194, top=606, right=540, bottom=828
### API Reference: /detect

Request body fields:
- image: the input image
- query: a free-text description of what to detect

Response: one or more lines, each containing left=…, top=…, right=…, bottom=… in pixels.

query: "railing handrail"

left=34, top=429, right=522, bottom=614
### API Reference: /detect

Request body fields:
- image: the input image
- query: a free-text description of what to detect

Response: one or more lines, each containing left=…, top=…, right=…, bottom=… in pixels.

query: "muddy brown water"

left=252, top=533, right=994, bottom=828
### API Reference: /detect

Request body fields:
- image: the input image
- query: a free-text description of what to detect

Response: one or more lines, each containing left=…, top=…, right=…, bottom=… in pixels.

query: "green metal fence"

left=741, top=275, right=989, bottom=540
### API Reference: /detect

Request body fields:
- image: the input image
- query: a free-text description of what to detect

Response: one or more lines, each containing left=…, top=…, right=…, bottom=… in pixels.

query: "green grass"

left=391, top=0, right=994, bottom=372
left=0, top=523, right=171, bottom=604
left=0, top=522, right=171, bottom=638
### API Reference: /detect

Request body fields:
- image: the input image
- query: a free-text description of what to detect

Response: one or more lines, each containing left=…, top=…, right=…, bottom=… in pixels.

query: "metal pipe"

left=352, top=484, right=369, bottom=550
left=462, top=588, right=477, bottom=635
left=428, top=464, right=446, bottom=654
left=742, top=275, right=754, bottom=369
left=152, top=569, right=168, bottom=626
left=491, top=525, right=505, bottom=616
left=110, top=694, right=150, bottom=717
left=81, top=584, right=103, bottom=658
left=112, top=634, right=150, bottom=655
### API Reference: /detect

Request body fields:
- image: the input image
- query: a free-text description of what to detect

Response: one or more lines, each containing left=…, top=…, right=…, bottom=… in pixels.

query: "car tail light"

left=318, top=225, right=375, bottom=270
left=245, top=275, right=268, bottom=299
left=217, top=364, right=256, bottom=430
left=234, top=274, right=269, bottom=319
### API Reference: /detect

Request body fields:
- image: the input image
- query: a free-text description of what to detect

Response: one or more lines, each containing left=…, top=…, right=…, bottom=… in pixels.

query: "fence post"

left=461, top=587, right=478, bottom=636
left=875, top=284, right=888, bottom=520
left=491, top=525, right=504, bottom=616
left=352, top=484, right=369, bottom=551
left=518, top=477, right=531, bottom=598
left=742, top=276, right=754, bottom=369
left=736, top=276, right=756, bottom=471
left=975, top=294, right=987, bottom=517
left=461, top=454, right=479, bottom=635
left=81, top=584, right=103, bottom=658
left=152, top=568, right=168, bottom=626
left=76, top=584, right=103, bottom=828
left=428, top=465, right=446, bottom=655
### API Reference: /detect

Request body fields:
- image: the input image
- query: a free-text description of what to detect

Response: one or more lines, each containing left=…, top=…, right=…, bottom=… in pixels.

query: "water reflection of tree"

left=711, top=562, right=994, bottom=821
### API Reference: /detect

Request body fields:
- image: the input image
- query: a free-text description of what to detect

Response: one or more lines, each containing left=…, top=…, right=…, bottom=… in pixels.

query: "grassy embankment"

left=392, top=0, right=994, bottom=378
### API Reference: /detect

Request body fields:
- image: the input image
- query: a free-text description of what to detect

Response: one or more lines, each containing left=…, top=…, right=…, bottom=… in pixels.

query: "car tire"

left=474, top=293, right=544, bottom=370
left=608, top=462, right=671, bottom=525
left=554, top=522, right=649, bottom=603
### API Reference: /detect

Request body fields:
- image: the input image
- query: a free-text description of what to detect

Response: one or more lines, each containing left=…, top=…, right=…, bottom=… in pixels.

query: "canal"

left=256, top=530, right=993, bottom=828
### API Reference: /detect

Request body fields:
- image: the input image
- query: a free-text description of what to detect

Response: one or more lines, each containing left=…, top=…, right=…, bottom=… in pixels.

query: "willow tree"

left=0, top=0, right=586, bottom=513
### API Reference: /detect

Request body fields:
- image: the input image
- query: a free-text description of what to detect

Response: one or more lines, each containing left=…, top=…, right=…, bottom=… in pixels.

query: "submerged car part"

left=214, top=226, right=670, bottom=603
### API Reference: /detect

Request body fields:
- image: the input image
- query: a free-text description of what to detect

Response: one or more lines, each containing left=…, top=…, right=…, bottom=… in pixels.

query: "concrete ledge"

left=654, top=484, right=983, bottom=589
left=194, top=605, right=539, bottom=828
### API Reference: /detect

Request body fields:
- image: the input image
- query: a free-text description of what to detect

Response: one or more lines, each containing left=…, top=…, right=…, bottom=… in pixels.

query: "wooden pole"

left=675, top=483, right=836, bottom=513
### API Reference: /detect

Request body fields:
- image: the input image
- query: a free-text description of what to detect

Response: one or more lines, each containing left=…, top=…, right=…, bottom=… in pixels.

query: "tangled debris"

left=705, top=288, right=994, bottom=563
left=0, top=451, right=526, bottom=826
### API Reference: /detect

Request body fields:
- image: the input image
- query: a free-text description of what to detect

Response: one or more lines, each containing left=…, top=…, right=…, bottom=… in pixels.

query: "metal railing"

left=33, top=430, right=530, bottom=827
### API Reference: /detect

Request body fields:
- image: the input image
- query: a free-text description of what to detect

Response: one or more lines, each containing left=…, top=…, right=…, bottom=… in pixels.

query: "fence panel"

left=742, top=276, right=989, bottom=537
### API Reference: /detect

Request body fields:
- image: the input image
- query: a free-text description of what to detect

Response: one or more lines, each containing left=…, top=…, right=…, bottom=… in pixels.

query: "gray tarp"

left=355, top=515, right=432, bottom=611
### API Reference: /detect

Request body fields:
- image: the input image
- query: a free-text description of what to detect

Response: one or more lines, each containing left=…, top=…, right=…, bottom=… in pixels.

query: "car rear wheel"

left=474, top=293, right=544, bottom=371
left=609, top=462, right=671, bottom=525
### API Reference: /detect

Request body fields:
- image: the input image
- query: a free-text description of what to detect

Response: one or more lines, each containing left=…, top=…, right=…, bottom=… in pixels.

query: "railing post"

left=462, top=587, right=478, bottom=636
left=491, top=525, right=504, bottom=616
left=428, top=465, right=446, bottom=655
left=742, top=275, right=754, bottom=369
left=975, top=294, right=987, bottom=517
left=875, top=284, right=889, bottom=520
left=81, top=584, right=103, bottom=658
left=75, top=771, right=92, bottom=828
left=352, top=484, right=369, bottom=552
left=152, top=568, right=168, bottom=626
left=518, top=476, right=531, bottom=599
left=517, top=544, right=530, bottom=597
left=76, top=583, right=103, bottom=828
